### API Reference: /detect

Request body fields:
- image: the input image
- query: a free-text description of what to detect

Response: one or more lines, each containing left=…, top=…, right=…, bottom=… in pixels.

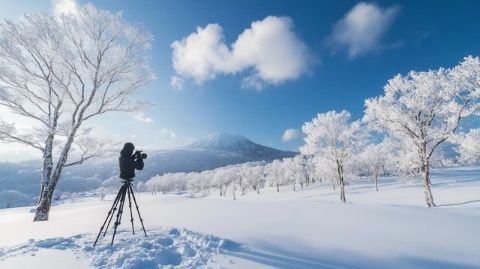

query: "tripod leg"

left=102, top=185, right=124, bottom=237
left=129, top=185, right=147, bottom=237
left=93, top=185, right=124, bottom=246
left=127, top=186, right=135, bottom=234
left=111, top=184, right=127, bottom=246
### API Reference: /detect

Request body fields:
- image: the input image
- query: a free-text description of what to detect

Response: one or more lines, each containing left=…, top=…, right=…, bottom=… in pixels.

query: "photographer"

left=94, top=142, right=148, bottom=246
left=119, top=142, right=145, bottom=181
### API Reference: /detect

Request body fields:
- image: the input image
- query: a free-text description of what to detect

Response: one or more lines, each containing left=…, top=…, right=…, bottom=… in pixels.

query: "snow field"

left=0, top=166, right=479, bottom=268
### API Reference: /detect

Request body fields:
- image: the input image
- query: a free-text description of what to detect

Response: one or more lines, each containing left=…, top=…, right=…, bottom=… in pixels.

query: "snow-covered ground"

left=1, top=166, right=480, bottom=269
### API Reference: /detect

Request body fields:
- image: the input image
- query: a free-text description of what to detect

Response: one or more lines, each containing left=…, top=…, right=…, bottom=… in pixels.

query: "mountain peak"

left=190, top=132, right=251, bottom=151
left=207, top=132, right=248, bottom=142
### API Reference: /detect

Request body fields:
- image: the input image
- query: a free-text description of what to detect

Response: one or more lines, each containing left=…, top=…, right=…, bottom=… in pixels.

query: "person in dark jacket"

left=119, top=142, right=144, bottom=181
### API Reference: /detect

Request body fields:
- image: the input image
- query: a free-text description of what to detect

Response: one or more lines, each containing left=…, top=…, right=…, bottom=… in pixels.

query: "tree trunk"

left=421, top=161, right=436, bottom=207
left=374, top=169, right=379, bottom=192
left=339, top=180, right=346, bottom=203
left=37, top=98, right=62, bottom=204
left=38, top=135, right=54, bottom=204
left=34, top=179, right=55, bottom=221
left=222, top=186, right=228, bottom=196
left=337, top=161, right=346, bottom=203
left=276, top=184, right=279, bottom=192
left=34, top=131, right=76, bottom=221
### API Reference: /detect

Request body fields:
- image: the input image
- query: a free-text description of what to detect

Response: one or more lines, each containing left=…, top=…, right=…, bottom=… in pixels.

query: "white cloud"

left=52, top=0, right=79, bottom=16
left=170, top=76, right=184, bottom=91
left=171, top=16, right=310, bottom=90
left=330, top=2, right=400, bottom=58
left=132, top=112, right=153, bottom=123
left=159, top=128, right=176, bottom=140
left=282, top=128, right=300, bottom=142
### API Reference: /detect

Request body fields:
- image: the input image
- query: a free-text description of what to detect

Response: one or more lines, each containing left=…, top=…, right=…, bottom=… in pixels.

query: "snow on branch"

left=64, top=137, right=117, bottom=167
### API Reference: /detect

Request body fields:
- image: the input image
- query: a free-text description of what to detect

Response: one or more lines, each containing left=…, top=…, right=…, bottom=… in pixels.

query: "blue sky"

left=1, top=0, right=480, bottom=160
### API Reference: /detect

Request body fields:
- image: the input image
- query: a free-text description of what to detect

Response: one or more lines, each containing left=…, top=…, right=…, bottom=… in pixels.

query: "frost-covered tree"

left=146, top=173, right=189, bottom=194
left=311, top=155, right=337, bottom=188
left=304, top=156, right=315, bottom=185
left=96, top=187, right=108, bottom=202
left=0, top=4, right=153, bottom=221
left=388, top=139, right=422, bottom=179
left=281, top=157, right=297, bottom=191
left=213, top=167, right=232, bottom=197
left=301, top=110, right=365, bottom=203
left=364, top=56, right=480, bottom=207
left=284, top=155, right=308, bottom=191
left=454, top=128, right=480, bottom=164
left=265, top=159, right=284, bottom=192
left=187, top=173, right=204, bottom=197
left=357, top=140, right=393, bottom=191
left=243, top=165, right=264, bottom=194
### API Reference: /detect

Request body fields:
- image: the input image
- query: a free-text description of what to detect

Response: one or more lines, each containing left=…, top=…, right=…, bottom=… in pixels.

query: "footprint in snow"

left=0, top=227, right=241, bottom=269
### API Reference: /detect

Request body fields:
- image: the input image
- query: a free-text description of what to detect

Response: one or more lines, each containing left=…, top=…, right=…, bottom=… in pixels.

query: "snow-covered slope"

left=0, top=133, right=296, bottom=208
left=144, top=133, right=296, bottom=178
left=0, top=166, right=479, bottom=269
left=188, top=132, right=293, bottom=160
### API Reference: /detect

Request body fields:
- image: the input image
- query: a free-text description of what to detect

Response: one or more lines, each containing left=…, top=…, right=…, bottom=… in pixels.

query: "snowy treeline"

left=143, top=146, right=447, bottom=201
left=146, top=56, right=480, bottom=207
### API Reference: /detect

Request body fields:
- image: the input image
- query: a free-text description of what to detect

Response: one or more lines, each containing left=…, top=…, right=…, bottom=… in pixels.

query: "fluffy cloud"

left=170, top=76, right=184, bottom=91
left=52, top=0, right=79, bottom=16
left=132, top=112, right=153, bottom=123
left=171, top=16, right=310, bottom=90
left=282, top=128, right=300, bottom=142
left=330, top=2, right=400, bottom=58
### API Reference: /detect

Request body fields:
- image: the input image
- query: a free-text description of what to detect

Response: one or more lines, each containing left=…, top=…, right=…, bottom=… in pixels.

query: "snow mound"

left=0, top=227, right=233, bottom=269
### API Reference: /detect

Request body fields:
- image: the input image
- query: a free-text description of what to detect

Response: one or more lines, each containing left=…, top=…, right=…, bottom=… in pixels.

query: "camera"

left=134, top=150, right=147, bottom=160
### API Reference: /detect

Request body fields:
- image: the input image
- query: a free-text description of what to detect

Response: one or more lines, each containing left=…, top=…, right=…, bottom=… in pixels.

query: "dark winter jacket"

left=119, top=142, right=144, bottom=180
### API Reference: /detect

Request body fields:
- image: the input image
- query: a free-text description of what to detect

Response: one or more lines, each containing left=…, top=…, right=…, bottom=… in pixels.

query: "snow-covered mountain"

left=0, top=133, right=296, bottom=208
left=124, top=132, right=296, bottom=180
left=186, top=132, right=297, bottom=160
left=188, top=132, right=296, bottom=160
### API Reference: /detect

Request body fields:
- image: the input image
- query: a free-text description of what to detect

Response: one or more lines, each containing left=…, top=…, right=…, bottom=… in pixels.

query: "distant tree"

left=454, top=128, right=480, bottom=164
left=265, top=159, right=284, bottom=192
left=243, top=165, right=264, bottom=194
left=364, top=56, right=480, bottom=207
left=311, top=155, right=338, bottom=189
left=301, top=110, right=366, bottom=203
left=96, top=187, right=108, bottom=202
left=283, top=156, right=308, bottom=191
left=357, top=140, right=393, bottom=191
left=0, top=3, right=154, bottom=220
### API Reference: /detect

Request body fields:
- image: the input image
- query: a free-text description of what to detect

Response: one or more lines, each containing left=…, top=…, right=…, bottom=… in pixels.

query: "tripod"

left=93, top=179, right=147, bottom=246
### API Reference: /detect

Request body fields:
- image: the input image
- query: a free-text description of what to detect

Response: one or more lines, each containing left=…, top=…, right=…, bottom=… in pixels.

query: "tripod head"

left=121, top=178, right=134, bottom=185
